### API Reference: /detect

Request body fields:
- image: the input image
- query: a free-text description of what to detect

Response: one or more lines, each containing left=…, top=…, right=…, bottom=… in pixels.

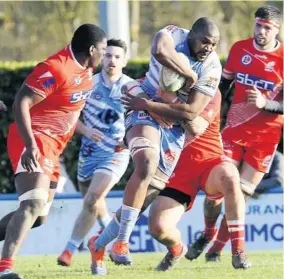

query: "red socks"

left=0, top=258, right=14, bottom=272
left=169, top=242, right=183, bottom=257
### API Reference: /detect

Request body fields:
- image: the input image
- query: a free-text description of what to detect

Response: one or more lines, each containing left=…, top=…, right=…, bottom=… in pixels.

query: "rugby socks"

left=169, top=242, right=183, bottom=257
left=207, top=216, right=230, bottom=255
left=227, top=219, right=245, bottom=254
left=65, top=237, right=82, bottom=255
left=204, top=216, right=218, bottom=240
left=94, top=215, right=120, bottom=251
left=0, top=258, right=13, bottom=272
left=97, top=214, right=111, bottom=230
left=116, top=204, right=140, bottom=243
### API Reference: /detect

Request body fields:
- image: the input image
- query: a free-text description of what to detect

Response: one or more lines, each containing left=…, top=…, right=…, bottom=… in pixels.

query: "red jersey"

left=183, top=90, right=224, bottom=162
left=222, top=38, right=283, bottom=144
left=9, top=45, right=94, bottom=153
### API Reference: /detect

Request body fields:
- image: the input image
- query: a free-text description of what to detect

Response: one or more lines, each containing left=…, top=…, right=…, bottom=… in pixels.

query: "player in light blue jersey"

left=88, top=17, right=221, bottom=275
left=57, top=39, right=131, bottom=267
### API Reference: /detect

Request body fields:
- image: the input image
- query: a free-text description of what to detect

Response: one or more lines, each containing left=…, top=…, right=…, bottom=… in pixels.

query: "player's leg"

left=110, top=124, right=160, bottom=264
left=205, top=161, right=250, bottom=268
left=0, top=182, right=57, bottom=242
left=201, top=139, right=242, bottom=260
left=0, top=173, right=50, bottom=278
left=58, top=170, right=120, bottom=266
left=149, top=194, right=188, bottom=271
left=207, top=143, right=274, bottom=260
left=89, top=170, right=166, bottom=274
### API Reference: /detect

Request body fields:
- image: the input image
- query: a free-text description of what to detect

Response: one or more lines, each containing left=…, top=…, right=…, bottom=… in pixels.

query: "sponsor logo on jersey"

left=73, top=75, right=82, bottom=85
left=236, top=73, right=275, bottom=91
left=241, top=54, right=252, bottom=65
left=70, top=90, right=92, bottom=103
left=255, top=54, right=268, bottom=60
left=206, top=77, right=218, bottom=89
left=265, top=61, right=275, bottom=72
left=137, top=111, right=151, bottom=120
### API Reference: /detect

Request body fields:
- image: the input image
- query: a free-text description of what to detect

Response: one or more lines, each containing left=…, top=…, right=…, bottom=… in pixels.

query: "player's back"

left=223, top=38, right=283, bottom=142
left=9, top=45, right=94, bottom=152
left=81, top=73, right=132, bottom=156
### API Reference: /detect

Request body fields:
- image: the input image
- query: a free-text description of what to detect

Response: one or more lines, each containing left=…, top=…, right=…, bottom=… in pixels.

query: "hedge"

left=0, top=60, right=282, bottom=193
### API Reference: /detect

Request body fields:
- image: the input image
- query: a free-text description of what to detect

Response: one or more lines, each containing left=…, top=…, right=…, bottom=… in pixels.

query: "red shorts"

left=7, top=126, right=60, bottom=183
left=222, top=130, right=277, bottom=173
left=166, top=156, right=226, bottom=211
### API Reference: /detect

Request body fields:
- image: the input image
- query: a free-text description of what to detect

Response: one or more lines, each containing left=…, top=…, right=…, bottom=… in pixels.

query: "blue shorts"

left=77, top=149, right=130, bottom=183
left=125, top=110, right=185, bottom=177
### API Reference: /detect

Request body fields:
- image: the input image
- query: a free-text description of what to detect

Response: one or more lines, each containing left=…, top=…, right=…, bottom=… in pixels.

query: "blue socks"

left=65, top=237, right=82, bottom=254
left=117, top=204, right=140, bottom=242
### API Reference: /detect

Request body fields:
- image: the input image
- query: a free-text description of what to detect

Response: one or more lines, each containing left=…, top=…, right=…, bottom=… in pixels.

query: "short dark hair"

left=255, top=5, right=282, bottom=25
left=107, top=39, right=127, bottom=53
left=71, top=24, right=106, bottom=54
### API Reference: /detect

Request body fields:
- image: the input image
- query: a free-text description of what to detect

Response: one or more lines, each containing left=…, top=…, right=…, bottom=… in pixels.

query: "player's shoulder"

left=41, top=46, right=71, bottom=78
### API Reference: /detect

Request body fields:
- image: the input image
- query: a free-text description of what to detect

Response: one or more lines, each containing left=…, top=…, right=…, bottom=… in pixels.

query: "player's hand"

left=149, top=111, right=174, bottom=129
left=84, top=126, right=104, bottom=143
left=246, top=85, right=267, bottom=109
left=21, top=145, right=41, bottom=173
left=121, top=90, right=148, bottom=111
left=0, top=100, right=7, bottom=111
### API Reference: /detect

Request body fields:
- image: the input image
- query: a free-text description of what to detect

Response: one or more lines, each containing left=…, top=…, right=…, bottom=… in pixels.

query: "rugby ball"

left=159, top=52, right=189, bottom=92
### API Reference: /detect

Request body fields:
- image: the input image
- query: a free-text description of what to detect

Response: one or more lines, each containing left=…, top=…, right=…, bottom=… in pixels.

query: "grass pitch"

left=15, top=251, right=283, bottom=279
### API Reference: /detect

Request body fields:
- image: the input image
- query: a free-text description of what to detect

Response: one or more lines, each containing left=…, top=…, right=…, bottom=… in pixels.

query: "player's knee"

left=83, top=193, right=102, bottom=213
left=134, top=155, right=158, bottom=181
left=217, top=164, right=240, bottom=195
left=240, top=178, right=257, bottom=198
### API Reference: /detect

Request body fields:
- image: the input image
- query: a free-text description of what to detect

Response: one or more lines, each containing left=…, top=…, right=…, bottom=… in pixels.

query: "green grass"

left=14, top=251, right=283, bottom=279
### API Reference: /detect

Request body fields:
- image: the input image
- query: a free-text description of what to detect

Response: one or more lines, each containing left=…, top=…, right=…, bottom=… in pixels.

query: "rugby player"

left=57, top=39, right=132, bottom=267
left=188, top=5, right=283, bottom=263
left=0, top=24, right=107, bottom=279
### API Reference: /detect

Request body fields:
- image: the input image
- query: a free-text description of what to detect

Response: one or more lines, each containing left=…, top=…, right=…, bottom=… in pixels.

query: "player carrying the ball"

left=88, top=17, right=222, bottom=275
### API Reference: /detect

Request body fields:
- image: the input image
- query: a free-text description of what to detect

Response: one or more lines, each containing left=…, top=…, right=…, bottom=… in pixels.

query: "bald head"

left=188, top=17, right=220, bottom=61
left=191, top=17, right=220, bottom=38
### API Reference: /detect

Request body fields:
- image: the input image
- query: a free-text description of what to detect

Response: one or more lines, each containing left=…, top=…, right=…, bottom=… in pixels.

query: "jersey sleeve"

left=25, top=62, right=63, bottom=99
left=158, top=25, right=188, bottom=47
left=222, top=42, right=239, bottom=80
left=192, top=55, right=222, bottom=97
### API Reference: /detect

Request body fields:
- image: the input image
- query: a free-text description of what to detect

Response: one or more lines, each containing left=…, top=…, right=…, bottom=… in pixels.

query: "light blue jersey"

left=78, top=72, right=132, bottom=182
left=126, top=25, right=222, bottom=177
left=142, top=25, right=222, bottom=100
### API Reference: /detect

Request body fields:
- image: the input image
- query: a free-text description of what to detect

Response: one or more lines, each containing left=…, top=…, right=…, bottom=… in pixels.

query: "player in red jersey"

left=129, top=90, right=250, bottom=270
left=188, top=5, right=283, bottom=263
left=0, top=24, right=107, bottom=279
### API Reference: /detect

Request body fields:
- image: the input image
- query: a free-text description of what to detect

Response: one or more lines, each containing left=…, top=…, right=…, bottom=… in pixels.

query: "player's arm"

left=151, top=26, right=197, bottom=85
left=247, top=86, right=283, bottom=114
left=122, top=89, right=212, bottom=121
left=219, top=76, right=234, bottom=101
left=76, top=119, right=104, bottom=142
left=13, top=85, right=45, bottom=148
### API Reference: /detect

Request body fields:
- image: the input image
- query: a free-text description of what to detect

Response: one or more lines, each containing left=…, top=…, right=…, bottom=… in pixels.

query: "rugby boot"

left=232, top=251, right=252, bottom=269
left=110, top=241, right=132, bottom=265
left=88, top=235, right=107, bottom=275
left=156, top=244, right=188, bottom=271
